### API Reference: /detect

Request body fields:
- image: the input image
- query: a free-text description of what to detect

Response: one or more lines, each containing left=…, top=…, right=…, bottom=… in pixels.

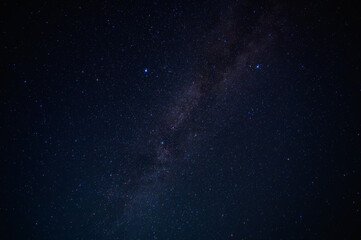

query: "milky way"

left=119, top=1, right=282, bottom=229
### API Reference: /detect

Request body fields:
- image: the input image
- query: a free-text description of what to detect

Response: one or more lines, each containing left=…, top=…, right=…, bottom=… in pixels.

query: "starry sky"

left=1, top=0, right=360, bottom=239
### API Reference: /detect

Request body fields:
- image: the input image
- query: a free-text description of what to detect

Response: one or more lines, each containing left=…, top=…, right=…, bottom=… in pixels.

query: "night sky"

left=1, top=0, right=360, bottom=239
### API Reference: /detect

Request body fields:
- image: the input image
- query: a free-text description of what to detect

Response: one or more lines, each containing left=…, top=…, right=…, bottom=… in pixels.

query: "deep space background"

left=1, top=0, right=360, bottom=239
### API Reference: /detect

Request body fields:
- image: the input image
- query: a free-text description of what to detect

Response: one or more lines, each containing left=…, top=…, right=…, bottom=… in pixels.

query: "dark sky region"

left=1, top=0, right=360, bottom=239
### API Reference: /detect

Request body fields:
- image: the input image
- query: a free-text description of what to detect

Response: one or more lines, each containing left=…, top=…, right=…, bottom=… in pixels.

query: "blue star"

left=161, top=141, right=164, bottom=145
left=256, top=64, right=260, bottom=69
left=144, top=68, right=148, bottom=73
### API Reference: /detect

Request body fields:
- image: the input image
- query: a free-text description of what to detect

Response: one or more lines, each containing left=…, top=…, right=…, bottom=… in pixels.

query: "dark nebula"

left=1, top=0, right=360, bottom=239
